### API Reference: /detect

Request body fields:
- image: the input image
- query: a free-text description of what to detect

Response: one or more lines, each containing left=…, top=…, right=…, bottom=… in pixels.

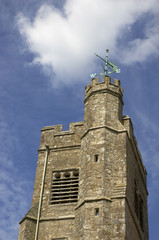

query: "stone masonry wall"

left=18, top=76, right=148, bottom=240
left=32, top=122, right=84, bottom=206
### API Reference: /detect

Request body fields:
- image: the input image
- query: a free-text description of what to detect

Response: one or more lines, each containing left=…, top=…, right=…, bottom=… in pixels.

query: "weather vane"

left=90, top=49, right=120, bottom=78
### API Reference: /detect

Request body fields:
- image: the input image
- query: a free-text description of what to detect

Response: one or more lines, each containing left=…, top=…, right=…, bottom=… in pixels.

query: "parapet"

left=41, top=124, right=63, bottom=132
left=41, top=121, right=84, bottom=133
left=85, top=76, right=123, bottom=102
left=40, top=122, right=84, bottom=149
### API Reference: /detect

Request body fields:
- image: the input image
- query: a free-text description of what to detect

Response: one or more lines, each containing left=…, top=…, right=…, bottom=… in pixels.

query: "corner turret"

left=84, top=76, right=124, bottom=131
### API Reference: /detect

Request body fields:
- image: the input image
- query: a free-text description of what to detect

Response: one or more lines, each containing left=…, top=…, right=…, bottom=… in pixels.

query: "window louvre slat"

left=50, top=170, right=79, bottom=205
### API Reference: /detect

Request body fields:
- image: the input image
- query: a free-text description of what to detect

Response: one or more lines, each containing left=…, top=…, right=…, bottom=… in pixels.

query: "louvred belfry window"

left=50, top=169, right=79, bottom=204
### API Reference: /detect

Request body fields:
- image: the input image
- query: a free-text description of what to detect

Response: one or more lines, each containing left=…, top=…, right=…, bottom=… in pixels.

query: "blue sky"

left=0, top=0, right=159, bottom=239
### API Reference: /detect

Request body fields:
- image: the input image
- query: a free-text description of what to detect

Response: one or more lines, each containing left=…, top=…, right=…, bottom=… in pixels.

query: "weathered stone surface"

left=18, top=76, right=148, bottom=240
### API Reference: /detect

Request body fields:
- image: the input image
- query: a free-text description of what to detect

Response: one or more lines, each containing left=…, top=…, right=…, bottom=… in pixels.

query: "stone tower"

left=18, top=76, right=149, bottom=240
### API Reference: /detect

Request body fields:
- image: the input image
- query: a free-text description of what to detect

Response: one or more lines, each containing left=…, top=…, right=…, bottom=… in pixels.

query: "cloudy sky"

left=0, top=0, right=159, bottom=239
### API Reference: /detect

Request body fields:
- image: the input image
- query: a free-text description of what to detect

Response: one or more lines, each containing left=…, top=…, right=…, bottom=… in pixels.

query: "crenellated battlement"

left=85, top=76, right=123, bottom=102
left=41, top=124, right=63, bottom=132
left=41, top=121, right=84, bottom=134
left=40, top=121, right=84, bottom=149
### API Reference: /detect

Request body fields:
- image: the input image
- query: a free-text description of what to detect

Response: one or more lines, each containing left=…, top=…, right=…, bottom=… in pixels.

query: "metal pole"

left=34, top=146, right=49, bottom=240
left=105, top=49, right=109, bottom=76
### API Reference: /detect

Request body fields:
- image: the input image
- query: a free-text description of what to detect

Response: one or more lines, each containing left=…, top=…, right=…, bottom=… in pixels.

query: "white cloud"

left=16, top=0, right=159, bottom=86
left=121, top=20, right=159, bottom=64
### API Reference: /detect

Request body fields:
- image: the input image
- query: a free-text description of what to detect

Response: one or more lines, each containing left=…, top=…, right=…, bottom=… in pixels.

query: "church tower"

left=18, top=76, right=149, bottom=240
